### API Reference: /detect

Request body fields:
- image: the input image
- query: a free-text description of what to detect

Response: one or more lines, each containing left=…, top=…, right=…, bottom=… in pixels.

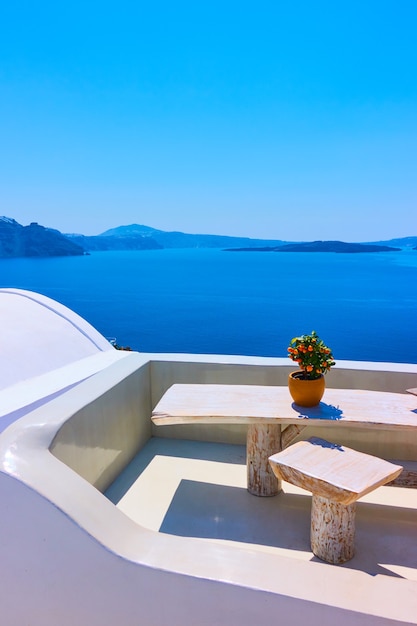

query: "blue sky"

left=1, top=1, right=416, bottom=241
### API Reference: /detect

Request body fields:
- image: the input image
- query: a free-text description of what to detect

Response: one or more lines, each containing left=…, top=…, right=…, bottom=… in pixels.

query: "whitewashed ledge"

left=1, top=350, right=417, bottom=625
left=0, top=350, right=131, bottom=433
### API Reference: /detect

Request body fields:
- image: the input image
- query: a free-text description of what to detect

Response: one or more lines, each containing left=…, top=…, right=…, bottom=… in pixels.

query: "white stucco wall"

left=1, top=468, right=415, bottom=626
left=0, top=289, right=416, bottom=625
left=0, top=353, right=416, bottom=625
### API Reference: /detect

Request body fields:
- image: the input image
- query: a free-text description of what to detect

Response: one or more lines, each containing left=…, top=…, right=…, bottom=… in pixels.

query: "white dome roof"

left=0, top=288, right=115, bottom=391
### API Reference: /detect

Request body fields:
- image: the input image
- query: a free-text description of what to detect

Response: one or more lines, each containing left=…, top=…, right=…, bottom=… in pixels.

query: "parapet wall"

left=50, top=353, right=151, bottom=492
left=47, top=354, right=417, bottom=487
left=45, top=354, right=417, bottom=492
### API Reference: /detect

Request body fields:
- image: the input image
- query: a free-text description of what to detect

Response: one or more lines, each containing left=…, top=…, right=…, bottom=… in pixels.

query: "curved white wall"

left=2, top=470, right=413, bottom=626
left=0, top=289, right=416, bottom=625
left=0, top=354, right=416, bottom=625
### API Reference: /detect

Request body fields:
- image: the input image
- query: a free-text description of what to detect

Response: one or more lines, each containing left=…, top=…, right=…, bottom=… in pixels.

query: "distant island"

left=67, top=233, right=163, bottom=252
left=0, top=217, right=85, bottom=258
left=225, top=241, right=402, bottom=253
left=0, top=216, right=415, bottom=258
left=93, top=223, right=287, bottom=250
left=63, top=225, right=417, bottom=253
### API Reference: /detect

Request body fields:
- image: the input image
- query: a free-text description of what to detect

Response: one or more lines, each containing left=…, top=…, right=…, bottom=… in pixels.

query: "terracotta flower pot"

left=288, top=371, right=325, bottom=407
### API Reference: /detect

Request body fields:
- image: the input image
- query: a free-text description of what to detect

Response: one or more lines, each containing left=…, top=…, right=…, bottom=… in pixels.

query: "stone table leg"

left=247, top=423, right=282, bottom=496
left=310, top=494, right=356, bottom=564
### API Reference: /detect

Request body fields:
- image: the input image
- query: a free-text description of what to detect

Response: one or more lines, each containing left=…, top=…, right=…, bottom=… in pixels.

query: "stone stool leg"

left=247, top=423, right=282, bottom=496
left=310, top=494, right=356, bottom=564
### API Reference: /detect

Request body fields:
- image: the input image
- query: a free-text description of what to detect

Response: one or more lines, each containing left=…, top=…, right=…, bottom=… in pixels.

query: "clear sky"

left=1, top=1, right=416, bottom=241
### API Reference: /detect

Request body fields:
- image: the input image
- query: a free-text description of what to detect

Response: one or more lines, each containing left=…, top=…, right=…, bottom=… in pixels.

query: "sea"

left=1, top=248, right=416, bottom=364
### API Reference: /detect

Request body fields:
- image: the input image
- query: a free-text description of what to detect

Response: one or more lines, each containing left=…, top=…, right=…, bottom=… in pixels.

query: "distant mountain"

left=364, top=236, right=417, bottom=249
left=100, top=223, right=287, bottom=249
left=2, top=216, right=415, bottom=256
left=101, top=224, right=164, bottom=238
left=226, top=241, right=402, bottom=253
left=66, top=233, right=162, bottom=251
left=0, top=217, right=85, bottom=258
left=98, top=224, right=416, bottom=251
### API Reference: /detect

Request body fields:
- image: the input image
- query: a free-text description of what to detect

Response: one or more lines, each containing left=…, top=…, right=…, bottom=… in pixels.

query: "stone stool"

left=269, top=437, right=403, bottom=564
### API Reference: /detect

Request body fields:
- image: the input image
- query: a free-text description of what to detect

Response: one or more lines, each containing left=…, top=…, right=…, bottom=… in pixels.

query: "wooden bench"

left=269, top=437, right=403, bottom=564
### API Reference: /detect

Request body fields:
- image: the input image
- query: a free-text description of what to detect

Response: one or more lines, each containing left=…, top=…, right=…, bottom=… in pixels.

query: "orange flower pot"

left=288, top=371, right=325, bottom=407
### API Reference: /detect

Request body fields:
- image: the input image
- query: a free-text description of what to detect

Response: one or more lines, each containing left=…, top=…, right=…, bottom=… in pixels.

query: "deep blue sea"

left=1, top=249, right=416, bottom=363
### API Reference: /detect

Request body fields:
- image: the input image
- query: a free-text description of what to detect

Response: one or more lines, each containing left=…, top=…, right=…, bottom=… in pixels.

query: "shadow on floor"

left=105, top=437, right=246, bottom=503
left=106, top=437, right=417, bottom=580
left=160, top=480, right=417, bottom=579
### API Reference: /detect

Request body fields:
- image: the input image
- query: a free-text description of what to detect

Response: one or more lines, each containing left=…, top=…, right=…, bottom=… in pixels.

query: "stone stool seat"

left=269, top=437, right=403, bottom=564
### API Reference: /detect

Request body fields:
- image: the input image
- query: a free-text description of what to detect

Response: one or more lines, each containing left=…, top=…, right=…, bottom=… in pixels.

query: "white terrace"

left=1, top=288, right=417, bottom=625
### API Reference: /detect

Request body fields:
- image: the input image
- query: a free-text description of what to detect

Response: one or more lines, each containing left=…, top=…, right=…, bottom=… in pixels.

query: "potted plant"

left=287, top=330, right=335, bottom=406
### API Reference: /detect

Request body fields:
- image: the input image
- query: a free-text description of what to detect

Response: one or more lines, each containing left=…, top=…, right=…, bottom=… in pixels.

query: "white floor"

left=105, top=437, right=417, bottom=581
